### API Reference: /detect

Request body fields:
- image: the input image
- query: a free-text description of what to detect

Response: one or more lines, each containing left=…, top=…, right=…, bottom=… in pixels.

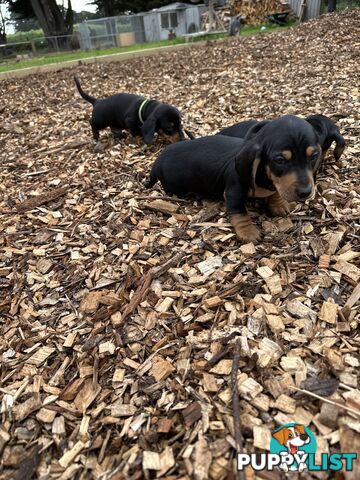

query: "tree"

left=0, top=1, right=8, bottom=44
left=73, top=10, right=100, bottom=23
left=7, top=0, right=74, bottom=40
left=10, top=16, right=40, bottom=32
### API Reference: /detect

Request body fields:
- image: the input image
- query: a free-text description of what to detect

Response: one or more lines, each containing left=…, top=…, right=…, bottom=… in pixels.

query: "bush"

left=7, top=29, right=44, bottom=44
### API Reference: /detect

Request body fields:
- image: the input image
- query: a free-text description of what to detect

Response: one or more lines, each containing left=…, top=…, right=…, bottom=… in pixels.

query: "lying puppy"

left=145, top=115, right=319, bottom=243
left=74, top=77, right=185, bottom=144
left=216, top=119, right=259, bottom=139
left=217, top=114, right=345, bottom=161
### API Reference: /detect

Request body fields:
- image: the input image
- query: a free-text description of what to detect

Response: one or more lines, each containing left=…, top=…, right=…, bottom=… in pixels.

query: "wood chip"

left=319, top=300, right=338, bottom=324
left=150, top=359, right=175, bottom=382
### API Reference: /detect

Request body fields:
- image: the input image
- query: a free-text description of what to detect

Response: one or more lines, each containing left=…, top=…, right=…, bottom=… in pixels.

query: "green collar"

left=138, top=99, right=149, bottom=124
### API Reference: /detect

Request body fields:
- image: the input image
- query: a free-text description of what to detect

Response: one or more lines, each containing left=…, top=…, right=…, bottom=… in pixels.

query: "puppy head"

left=235, top=115, right=319, bottom=203
left=142, top=105, right=184, bottom=144
left=306, top=114, right=345, bottom=160
left=273, top=424, right=309, bottom=448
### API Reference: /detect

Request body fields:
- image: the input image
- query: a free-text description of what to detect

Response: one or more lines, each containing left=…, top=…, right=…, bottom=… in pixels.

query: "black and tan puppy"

left=216, top=119, right=259, bottom=139
left=218, top=114, right=345, bottom=162
left=305, top=114, right=345, bottom=160
left=145, top=115, right=320, bottom=243
left=74, top=77, right=185, bottom=144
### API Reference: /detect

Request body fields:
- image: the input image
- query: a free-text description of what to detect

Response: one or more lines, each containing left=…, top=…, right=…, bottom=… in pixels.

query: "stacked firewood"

left=229, top=0, right=290, bottom=25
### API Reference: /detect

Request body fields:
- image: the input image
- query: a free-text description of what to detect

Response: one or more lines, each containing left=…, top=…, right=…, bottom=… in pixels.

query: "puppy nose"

left=297, top=185, right=312, bottom=199
left=300, top=434, right=308, bottom=441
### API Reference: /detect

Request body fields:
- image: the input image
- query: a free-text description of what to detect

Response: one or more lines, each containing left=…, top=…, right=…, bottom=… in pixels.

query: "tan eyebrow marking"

left=282, top=150, right=292, bottom=160
left=306, top=146, right=314, bottom=156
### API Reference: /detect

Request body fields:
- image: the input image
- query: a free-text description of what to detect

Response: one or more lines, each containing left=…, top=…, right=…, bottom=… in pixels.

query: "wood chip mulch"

left=0, top=9, right=359, bottom=480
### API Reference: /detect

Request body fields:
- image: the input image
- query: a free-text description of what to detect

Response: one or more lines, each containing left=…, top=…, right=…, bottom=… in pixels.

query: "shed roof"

left=150, top=2, right=197, bottom=13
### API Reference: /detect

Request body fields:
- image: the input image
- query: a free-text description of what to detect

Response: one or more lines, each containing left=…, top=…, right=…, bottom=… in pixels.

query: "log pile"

left=229, top=0, right=290, bottom=24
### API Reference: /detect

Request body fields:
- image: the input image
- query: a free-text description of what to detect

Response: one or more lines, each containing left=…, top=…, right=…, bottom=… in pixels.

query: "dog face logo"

left=273, top=424, right=310, bottom=454
left=270, top=423, right=316, bottom=472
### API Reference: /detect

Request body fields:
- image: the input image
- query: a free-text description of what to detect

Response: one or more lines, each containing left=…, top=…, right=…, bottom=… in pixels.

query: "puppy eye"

left=169, top=122, right=175, bottom=128
left=288, top=434, right=293, bottom=438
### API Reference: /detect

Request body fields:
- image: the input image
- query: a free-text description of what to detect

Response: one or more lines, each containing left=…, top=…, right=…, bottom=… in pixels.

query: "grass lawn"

left=0, top=23, right=293, bottom=74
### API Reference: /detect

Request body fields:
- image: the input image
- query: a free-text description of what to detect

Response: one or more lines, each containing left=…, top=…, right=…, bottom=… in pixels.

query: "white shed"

left=143, top=3, right=206, bottom=42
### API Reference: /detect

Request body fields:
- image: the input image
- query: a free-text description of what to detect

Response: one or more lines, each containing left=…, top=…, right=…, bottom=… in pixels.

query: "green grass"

left=0, top=23, right=293, bottom=74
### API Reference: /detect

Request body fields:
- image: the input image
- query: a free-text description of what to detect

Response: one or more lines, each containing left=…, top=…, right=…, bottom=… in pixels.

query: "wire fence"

left=0, top=34, right=80, bottom=59
left=0, top=6, right=206, bottom=62
left=0, top=1, right=357, bottom=63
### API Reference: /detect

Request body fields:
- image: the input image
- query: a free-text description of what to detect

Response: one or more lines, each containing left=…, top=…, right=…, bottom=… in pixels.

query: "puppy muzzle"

left=160, top=132, right=183, bottom=143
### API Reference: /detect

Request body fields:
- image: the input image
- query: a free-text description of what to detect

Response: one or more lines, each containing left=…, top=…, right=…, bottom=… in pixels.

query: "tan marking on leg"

left=230, top=214, right=260, bottom=244
left=267, top=192, right=291, bottom=217
left=306, top=146, right=314, bottom=156
left=134, top=135, right=143, bottom=146
left=282, top=150, right=292, bottom=160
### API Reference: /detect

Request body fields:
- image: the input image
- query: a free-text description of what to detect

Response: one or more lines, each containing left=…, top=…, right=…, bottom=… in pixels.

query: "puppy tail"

left=144, top=170, right=157, bottom=189
left=74, top=77, right=96, bottom=105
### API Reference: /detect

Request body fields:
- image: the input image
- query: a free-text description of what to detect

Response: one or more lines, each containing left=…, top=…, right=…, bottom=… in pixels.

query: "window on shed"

left=161, top=13, right=169, bottom=29
left=161, top=12, right=178, bottom=29
left=170, top=12, right=178, bottom=27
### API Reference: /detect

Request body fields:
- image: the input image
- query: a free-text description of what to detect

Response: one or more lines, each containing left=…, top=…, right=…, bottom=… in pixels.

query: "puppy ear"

left=272, top=428, right=288, bottom=446
left=332, top=131, right=345, bottom=160
left=244, top=120, right=271, bottom=140
left=294, top=424, right=306, bottom=435
left=234, top=140, right=262, bottom=194
left=141, top=114, right=157, bottom=144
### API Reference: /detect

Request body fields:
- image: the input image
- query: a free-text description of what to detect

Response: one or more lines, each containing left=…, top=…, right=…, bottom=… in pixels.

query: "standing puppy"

left=145, top=115, right=320, bottom=243
left=74, top=77, right=185, bottom=144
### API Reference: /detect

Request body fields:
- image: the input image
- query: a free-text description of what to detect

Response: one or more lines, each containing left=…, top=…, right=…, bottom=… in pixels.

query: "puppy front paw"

left=279, top=463, right=289, bottom=472
left=230, top=214, right=261, bottom=244
left=267, top=192, right=290, bottom=217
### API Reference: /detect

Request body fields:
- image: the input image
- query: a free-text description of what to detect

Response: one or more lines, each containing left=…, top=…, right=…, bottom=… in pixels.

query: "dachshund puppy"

left=74, top=77, right=185, bottom=144
left=145, top=115, right=320, bottom=243
left=305, top=114, right=345, bottom=160
left=216, top=119, right=259, bottom=139
left=218, top=115, right=345, bottom=162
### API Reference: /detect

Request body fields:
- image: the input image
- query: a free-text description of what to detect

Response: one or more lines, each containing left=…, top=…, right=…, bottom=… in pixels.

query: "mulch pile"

left=0, top=9, right=359, bottom=480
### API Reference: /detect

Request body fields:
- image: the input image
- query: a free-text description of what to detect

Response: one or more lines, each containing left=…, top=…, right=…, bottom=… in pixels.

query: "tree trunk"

left=328, top=0, right=337, bottom=12
left=29, top=0, right=73, bottom=47
left=0, top=4, right=6, bottom=45
left=0, top=31, right=6, bottom=45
